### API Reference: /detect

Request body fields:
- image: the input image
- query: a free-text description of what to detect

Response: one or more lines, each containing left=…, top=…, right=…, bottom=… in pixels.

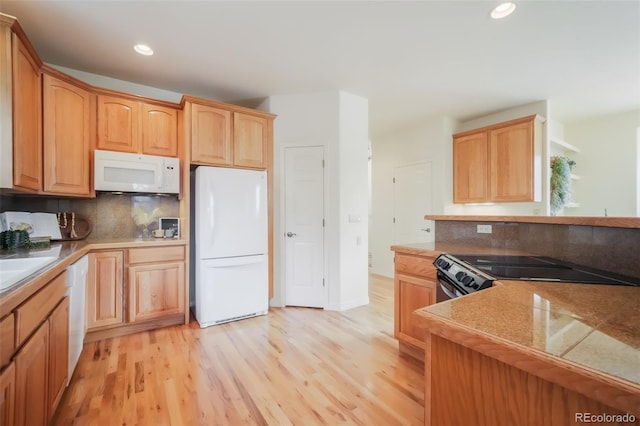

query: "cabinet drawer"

left=0, top=313, right=15, bottom=368
left=15, top=271, right=67, bottom=347
left=128, top=246, right=185, bottom=264
left=395, top=253, right=437, bottom=279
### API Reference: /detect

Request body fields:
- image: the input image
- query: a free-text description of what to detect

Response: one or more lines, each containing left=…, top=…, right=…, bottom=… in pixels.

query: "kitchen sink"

left=0, top=256, right=58, bottom=292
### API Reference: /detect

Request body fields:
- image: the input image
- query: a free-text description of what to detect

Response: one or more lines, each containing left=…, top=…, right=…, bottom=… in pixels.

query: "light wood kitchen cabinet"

left=128, top=246, right=185, bottom=322
left=47, top=298, right=69, bottom=419
left=87, top=250, right=124, bottom=330
left=97, top=94, right=178, bottom=156
left=42, top=72, right=94, bottom=196
left=14, top=321, right=48, bottom=426
left=3, top=269, right=69, bottom=426
left=11, top=31, right=42, bottom=192
left=0, top=361, right=15, bottom=426
left=0, top=314, right=15, bottom=369
left=453, top=115, right=541, bottom=203
left=233, top=112, right=268, bottom=168
left=85, top=245, right=186, bottom=341
left=393, top=250, right=438, bottom=357
left=141, top=103, right=178, bottom=157
left=185, top=97, right=274, bottom=169
left=189, top=102, right=233, bottom=165
left=97, top=95, right=140, bottom=153
left=453, top=132, right=488, bottom=203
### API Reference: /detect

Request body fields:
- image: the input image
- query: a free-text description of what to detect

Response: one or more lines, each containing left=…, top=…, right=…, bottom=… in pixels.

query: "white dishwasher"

left=65, top=254, right=88, bottom=384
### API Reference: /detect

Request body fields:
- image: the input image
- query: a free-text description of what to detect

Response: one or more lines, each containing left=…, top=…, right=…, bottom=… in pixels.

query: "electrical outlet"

left=477, top=224, right=493, bottom=234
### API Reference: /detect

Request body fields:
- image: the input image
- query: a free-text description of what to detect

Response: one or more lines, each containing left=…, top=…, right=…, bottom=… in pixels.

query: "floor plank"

left=52, top=274, right=424, bottom=425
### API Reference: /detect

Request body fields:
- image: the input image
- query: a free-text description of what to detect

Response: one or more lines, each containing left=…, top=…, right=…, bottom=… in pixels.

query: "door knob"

left=421, top=228, right=431, bottom=233
left=286, top=232, right=297, bottom=237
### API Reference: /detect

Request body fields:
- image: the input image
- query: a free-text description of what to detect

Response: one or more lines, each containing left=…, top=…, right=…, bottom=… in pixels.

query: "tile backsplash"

left=434, top=220, right=640, bottom=279
left=0, top=194, right=179, bottom=240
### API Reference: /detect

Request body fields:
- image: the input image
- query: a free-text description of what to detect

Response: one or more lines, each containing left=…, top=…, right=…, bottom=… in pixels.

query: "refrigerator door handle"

left=202, top=254, right=266, bottom=268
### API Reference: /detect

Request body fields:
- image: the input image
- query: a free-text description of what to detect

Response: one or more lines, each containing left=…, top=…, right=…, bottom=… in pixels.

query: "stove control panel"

left=433, top=254, right=494, bottom=294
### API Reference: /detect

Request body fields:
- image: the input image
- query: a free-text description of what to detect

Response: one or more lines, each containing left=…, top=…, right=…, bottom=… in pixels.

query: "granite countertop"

left=0, top=238, right=188, bottom=316
left=416, top=280, right=640, bottom=387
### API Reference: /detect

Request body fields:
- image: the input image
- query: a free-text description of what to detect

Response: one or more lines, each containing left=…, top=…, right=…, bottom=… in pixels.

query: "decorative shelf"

left=550, top=137, right=580, bottom=153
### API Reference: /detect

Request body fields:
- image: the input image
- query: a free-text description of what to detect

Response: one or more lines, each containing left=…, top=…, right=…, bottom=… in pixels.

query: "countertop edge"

left=414, top=306, right=640, bottom=415
left=425, top=215, right=640, bottom=229
left=0, top=239, right=189, bottom=316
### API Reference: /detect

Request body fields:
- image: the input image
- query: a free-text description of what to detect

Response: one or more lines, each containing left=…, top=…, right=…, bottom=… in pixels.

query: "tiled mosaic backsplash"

left=434, top=220, right=640, bottom=279
left=0, top=194, right=180, bottom=240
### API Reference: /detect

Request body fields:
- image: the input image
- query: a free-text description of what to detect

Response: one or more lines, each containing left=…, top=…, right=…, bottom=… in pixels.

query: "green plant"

left=0, top=229, right=35, bottom=250
left=550, top=156, right=576, bottom=215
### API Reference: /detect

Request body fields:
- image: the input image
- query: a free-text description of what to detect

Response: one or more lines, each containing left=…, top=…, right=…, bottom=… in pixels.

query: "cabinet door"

left=453, top=132, right=488, bottom=203
left=128, top=262, right=185, bottom=322
left=97, top=95, right=140, bottom=153
left=0, top=361, right=15, bottom=426
left=489, top=120, right=534, bottom=202
left=15, top=321, right=48, bottom=426
left=190, top=103, right=232, bottom=165
left=233, top=112, right=268, bottom=168
left=12, top=34, right=42, bottom=192
left=48, top=297, right=69, bottom=419
left=87, top=251, right=124, bottom=330
left=141, top=104, right=178, bottom=157
left=395, top=273, right=435, bottom=349
left=43, top=74, right=93, bottom=195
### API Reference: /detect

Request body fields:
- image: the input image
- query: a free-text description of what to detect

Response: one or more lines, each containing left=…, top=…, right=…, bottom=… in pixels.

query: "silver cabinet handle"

left=421, top=228, right=431, bottom=233
left=286, top=232, right=297, bottom=237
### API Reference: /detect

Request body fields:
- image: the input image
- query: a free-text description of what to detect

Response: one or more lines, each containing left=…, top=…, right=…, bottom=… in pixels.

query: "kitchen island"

left=414, top=280, right=640, bottom=425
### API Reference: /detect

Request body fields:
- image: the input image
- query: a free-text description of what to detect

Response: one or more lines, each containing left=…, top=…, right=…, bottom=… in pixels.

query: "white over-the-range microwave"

left=94, top=149, right=180, bottom=194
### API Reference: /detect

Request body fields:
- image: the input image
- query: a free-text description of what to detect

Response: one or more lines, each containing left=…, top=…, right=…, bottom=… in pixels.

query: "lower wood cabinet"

left=393, top=250, right=438, bottom=357
left=87, top=250, right=124, bottom=329
left=0, top=361, right=15, bottom=426
left=13, top=295, right=68, bottom=426
left=86, top=245, right=186, bottom=340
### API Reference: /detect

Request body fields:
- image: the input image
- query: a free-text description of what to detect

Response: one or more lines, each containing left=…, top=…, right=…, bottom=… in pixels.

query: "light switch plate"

left=477, top=224, right=493, bottom=234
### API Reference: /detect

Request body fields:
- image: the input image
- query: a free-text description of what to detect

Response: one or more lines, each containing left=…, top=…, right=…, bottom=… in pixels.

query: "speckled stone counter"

left=0, top=238, right=187, bottom=316
left=415, top=280, right=640, bottom=418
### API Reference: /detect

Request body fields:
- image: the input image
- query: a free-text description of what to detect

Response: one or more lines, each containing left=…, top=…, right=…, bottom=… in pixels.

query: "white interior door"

left=393, top=161, right=434, bottom=244
left=284, top=146, right=325, bottom=308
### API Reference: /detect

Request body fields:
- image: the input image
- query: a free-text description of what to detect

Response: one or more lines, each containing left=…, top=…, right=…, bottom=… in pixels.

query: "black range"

left=433, top=253, right=640, bottom=302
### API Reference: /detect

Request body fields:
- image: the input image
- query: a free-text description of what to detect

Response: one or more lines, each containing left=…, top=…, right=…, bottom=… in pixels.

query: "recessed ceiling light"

left=133, top=44, right=154, bottom=56
left=491, top=2, right=516, bottom=19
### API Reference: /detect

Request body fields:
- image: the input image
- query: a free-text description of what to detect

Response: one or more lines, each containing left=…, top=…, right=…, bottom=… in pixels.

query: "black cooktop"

left=453, top=254, right=640, bottom=287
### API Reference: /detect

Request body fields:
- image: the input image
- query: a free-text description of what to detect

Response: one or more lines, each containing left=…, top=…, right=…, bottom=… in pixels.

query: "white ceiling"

left=2, top=1, right=639, bottom=136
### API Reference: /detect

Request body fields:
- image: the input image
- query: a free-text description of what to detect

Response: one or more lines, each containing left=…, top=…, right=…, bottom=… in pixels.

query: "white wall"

left=263, top=91, right=369, bottom=311
left=563, top=109, right=640, bottom=217
left=337, top=93, right=369, bottom=309
left=370, top=115, right=456, bottom=278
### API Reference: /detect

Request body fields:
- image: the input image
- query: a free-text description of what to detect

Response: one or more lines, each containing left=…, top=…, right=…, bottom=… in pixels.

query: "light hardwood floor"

left=52, top=274, right=424, bottom=425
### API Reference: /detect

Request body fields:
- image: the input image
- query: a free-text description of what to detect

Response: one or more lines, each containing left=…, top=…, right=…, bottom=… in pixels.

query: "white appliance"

left=94, top=149, right=180, bottom=194
left=65, top=255, right=88, bottom=384
left=192, top=166, right=268, bottom=327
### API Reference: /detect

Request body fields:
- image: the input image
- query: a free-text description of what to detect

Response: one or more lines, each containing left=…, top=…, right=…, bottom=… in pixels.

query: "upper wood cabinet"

left=453, top=132, right=488, bottom=203
left=185, top=98, right=274, bottom=169
left=97, top=95, right=140, bottom=153
left=141, top=104, right=178, bottom=157
left=97, top=94, right=178, bottom=157
left=42, top=72, right=94, bottom=196
left=189, top=103, right=233, bottom=165
left=233, top=112, right=269, bottom=168
left=10, top=31, right=42, bottom=192
left=453, top=115, right=541, bottom=203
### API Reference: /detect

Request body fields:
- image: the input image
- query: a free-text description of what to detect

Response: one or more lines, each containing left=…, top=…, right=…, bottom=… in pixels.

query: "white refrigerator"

left=191, top=166, right=268, bottom=327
